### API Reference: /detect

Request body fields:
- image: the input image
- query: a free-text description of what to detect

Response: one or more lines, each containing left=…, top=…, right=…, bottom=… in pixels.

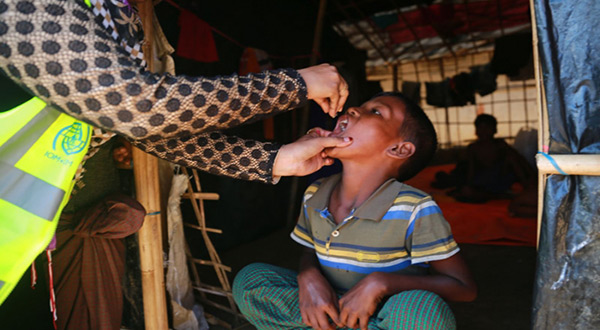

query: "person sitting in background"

left=233, top=92, right=477, bottom=330
left=434, top=114, right=535, bottom=204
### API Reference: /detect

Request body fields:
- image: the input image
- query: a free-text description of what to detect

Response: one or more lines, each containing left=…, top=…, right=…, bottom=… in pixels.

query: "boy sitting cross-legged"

left=233, top=92, right=477, bottom=330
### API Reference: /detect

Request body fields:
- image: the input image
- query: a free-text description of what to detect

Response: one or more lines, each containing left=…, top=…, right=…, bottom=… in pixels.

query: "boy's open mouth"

left=331, top=117, right=348, bottom=137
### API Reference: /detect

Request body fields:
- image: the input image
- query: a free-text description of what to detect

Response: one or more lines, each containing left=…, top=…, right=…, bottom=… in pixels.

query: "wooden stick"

left=193, top=283, right=235, bottom=298
left=185, top=242, right=207, bottom=301
left=536, top=154, right=600, bottom=176
left=193, top=286, right=232, bottom=297
left=189, top=257, right=233, bottom=272
left=529, top=0, right=546, bottom=248
left=183, top=222, right=223, bottom=234
left=131, top=1, right=168, bottom=329
left=182, top=192, right=220, bottom=200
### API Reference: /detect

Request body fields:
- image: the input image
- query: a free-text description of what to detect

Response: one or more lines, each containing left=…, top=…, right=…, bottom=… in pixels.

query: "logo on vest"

left=52, top=122, right=90, bottom=155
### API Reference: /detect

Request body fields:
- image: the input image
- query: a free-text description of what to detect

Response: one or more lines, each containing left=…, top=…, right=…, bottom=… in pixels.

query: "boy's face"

left=327, top=95, right=407, bottom=160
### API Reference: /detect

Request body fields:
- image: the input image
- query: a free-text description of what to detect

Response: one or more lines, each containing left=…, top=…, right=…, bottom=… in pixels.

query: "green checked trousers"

left=233, top=263, right=456, bottom=330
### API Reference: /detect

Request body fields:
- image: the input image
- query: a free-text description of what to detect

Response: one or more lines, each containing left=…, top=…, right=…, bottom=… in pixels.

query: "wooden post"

left=132, top=150, right=168, bottom=330
left=536, top=154, right=600, bottom=176
left=132, top=0, right=169, bottom=329
left=529, top=0, right=548, bottom=247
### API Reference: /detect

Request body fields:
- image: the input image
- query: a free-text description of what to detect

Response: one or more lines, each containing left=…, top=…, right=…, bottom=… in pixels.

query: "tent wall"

left=532, top=0, right=600, bottom=328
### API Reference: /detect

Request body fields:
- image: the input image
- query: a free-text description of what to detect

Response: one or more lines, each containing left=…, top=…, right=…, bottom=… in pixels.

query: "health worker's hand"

left=273, top=128, right=352, bottom=177
left=298, top=64, right=349, bottom=117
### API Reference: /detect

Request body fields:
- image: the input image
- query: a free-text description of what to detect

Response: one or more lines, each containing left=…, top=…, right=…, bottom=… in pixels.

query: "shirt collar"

left=305, top=174, right=405, bottom=222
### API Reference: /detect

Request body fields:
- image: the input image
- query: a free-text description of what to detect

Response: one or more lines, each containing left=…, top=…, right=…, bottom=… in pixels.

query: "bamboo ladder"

left=181, top=168, right=248, bottom=329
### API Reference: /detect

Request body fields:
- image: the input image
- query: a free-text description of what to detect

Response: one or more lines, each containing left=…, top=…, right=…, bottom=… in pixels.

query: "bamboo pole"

left=132, top=0, right=169, bottom=329
left=132, top=150, right=168, bottom=330
left=529, top=0, right=548, bottom=247
left=536, top=154, right=600, bottom=176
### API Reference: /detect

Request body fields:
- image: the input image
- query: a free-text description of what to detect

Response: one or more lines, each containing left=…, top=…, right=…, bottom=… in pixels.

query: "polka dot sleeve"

left=131, top=132, right=281, bottom=183
left=0, top=0, right=308, bottom=141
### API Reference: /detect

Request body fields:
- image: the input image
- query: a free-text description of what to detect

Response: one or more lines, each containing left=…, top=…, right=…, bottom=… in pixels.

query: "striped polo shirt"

left=290, top=174, right=459, bottom=291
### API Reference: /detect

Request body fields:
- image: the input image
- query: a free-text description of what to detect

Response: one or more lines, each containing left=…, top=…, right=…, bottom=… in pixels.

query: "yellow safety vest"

left=0, top=98, right=91, bottom=305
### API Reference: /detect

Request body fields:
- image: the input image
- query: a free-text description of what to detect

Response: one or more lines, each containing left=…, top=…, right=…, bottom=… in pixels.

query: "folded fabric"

left=402, top=81, right=421, bottom=104
left=176, top=9, right=219, bottom=63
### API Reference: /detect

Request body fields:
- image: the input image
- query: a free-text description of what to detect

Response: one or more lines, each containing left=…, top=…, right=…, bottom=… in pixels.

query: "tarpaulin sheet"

left=532, top=0, right=600, bottom=328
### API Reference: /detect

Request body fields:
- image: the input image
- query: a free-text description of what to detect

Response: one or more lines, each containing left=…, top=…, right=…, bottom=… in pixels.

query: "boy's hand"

left=298, top=268, right=341, bottom=330
left=339, top=273, right=387, bottom=330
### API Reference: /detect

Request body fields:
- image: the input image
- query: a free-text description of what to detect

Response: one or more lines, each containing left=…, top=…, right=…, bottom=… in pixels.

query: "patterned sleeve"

left=131, top=131, right=282, bottom=183
left=0, top=0, right=308, bottom=182
left=290, top=182, right=320, bottom=249
left=406, top=196, right=460, bottom=264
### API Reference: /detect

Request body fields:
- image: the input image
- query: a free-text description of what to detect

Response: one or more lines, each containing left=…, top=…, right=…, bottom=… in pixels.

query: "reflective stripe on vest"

left=0, top=97, right=91, bottom=305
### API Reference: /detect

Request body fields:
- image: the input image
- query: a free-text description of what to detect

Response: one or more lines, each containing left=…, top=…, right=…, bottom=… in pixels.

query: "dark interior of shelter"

left=3, top=0, right=567, bottom=328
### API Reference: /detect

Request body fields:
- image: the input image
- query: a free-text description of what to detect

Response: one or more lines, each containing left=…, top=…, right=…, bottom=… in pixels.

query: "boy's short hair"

left=474, top=114, right=497, bottom=129
left=372, top=92, right=438, bottom=181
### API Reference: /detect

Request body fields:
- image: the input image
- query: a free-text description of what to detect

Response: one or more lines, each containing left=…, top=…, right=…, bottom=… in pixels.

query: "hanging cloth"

left=490, top=33, right=533, bottom=77
left=176, top=10, right=219, bottom=63
left=402, top=81, right=421, bottom=104
left=469, top=64, right=497, bottom=96
left=51, top=194, right=145, bottom=330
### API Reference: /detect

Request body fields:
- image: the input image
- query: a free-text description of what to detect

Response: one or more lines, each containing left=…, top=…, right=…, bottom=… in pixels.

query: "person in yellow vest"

left=0, top=97, right=93, bottom=306
left=0, top=0, right=353, bottom=305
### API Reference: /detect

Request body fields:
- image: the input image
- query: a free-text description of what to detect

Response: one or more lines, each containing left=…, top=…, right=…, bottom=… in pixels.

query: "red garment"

left=51, top=194, right=145, bottom=330
left=176, top=10, right=219, bottom=62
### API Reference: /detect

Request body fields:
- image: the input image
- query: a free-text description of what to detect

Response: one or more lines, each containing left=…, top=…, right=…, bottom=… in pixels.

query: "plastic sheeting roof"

left=331, top=0, right=531, bottom=66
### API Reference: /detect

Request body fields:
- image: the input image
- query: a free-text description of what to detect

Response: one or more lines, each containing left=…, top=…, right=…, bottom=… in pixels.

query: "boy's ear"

left=387, top=141, right=415, bottom=160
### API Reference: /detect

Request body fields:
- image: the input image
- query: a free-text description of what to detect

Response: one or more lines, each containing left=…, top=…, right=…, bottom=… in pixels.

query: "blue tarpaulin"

left=533, top=0, right=600, bottom=328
